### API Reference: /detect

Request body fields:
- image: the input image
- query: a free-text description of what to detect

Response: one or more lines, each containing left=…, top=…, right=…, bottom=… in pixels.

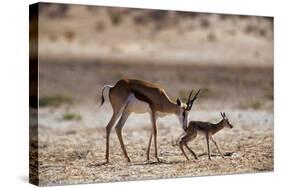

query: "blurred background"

left=35, top=3, right=273, bottom=123
left=37, top=3, right=273, bottom=65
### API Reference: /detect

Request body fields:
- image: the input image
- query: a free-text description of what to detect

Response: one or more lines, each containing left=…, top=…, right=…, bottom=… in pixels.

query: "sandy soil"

left=34, top=123, right=273, bottom=186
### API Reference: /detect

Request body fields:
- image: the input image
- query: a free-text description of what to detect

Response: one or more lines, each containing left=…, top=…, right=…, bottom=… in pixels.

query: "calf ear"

left=176, top=97, right=181, bottom=106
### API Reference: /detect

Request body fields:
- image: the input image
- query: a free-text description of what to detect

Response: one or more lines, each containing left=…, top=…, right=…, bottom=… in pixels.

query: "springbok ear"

left=176, top=97, right=181, bottom=106
left=220, top=112, right=224, bottom=118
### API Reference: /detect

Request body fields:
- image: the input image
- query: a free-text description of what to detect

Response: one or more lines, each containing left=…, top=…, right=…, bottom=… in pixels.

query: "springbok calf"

left=178, top=112, right=233, bottom=160
left=100, top=78, right=200, bottom=163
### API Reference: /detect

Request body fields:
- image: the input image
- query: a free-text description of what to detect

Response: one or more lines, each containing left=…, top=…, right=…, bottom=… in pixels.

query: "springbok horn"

left=192, top=89, right=201, bottom=101
left=188, top=89, right=201, bottom=110
left=186, top=90, right=193, bottom=105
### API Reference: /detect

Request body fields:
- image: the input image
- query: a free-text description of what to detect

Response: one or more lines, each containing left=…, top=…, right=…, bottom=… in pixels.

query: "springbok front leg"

left=151, top=110, right=160, bottom=162
left=146, top=112, right=160, bottom=162
left=115, top=107, right=131, bottom=162
left=210, top=136, right=225, bottom=159
left=205, top=132, right=211, bottom=160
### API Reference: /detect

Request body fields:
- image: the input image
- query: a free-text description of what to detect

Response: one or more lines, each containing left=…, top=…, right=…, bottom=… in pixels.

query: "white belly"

left=126, top=93, right=151, bottom=114
left=156, top=111, right=168, bottom=117
left=126, top=93, right=168, bottom=118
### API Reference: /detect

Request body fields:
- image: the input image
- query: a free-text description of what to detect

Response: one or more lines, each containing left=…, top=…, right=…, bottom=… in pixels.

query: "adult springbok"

left=178, top=112, right=233, bottom=160
left=100, top=78, right=200, bottom=163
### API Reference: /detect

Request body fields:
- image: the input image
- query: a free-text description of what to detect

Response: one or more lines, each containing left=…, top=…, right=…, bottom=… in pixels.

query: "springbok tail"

left=100, top=85, right=113, bottom=107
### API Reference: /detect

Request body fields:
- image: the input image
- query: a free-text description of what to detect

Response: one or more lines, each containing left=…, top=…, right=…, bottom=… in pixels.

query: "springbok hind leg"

left=105, top=113, right=119, bottom=163
left=105, top=112, right=120, bottom=163
left=146, top=131, right=153, bottom=161
left=115, top=108, right=131, bottom=162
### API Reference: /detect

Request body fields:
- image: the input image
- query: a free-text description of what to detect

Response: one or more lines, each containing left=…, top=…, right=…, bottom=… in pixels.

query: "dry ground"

left=35, top=123, right=272, bottom=186
left=32, top=61, right=273, bottom=186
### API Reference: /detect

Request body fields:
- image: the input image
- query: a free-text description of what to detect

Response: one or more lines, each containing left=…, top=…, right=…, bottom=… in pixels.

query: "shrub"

left=63, top=112, right=82, bottom=121
left=240, top=100, right=263, bottom=110
left=39, top=95, right=72, bottom=107
left=110, top=13, right=122, bottom=26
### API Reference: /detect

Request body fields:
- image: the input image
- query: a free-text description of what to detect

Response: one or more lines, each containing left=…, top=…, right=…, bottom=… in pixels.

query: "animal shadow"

left=133, top=159, right=186, bottom=166
left=198, top=151, right=235, bottom=157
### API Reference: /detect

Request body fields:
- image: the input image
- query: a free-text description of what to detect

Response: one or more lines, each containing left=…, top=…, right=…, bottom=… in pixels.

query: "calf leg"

left=184, top=143, right=198, bottom=160
left=205, top=132, right=211, bottom=160
left=179, top=142, right=189, bottom=160
left=210, top=136, right=225, bottom=159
